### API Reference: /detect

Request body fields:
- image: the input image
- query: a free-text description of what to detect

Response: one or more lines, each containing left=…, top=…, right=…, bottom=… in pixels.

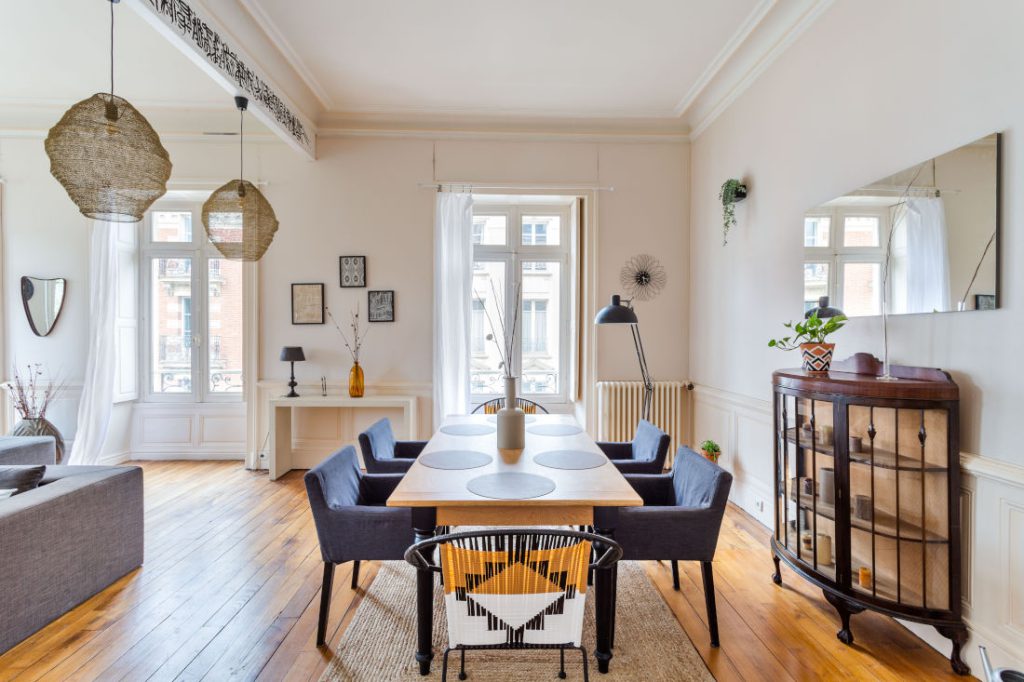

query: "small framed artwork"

left=975, top=294, right=996, bottom=310
left=339, top=256, right=366, bottom=288
left=368, top=290, right=395, bottom=322
left=291, top=283, right=325, bottom=324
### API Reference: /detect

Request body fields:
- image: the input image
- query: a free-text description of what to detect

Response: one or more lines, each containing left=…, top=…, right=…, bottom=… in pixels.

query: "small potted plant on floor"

left=768, top=309, right=848, bottom=373
left=700, top=439, right=721, bottom=463
left=719, top=178, right=748, bottom=245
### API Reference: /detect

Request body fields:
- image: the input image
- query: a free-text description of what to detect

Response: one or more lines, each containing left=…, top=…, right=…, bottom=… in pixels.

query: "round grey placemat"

left=466, top=472, right=556, bottom=500
left=527, top=423, right=583, bottom=437
left=534, top=449, right=607, bottom=470
left=486, top=414, right=538, bottom=424
left=418, top=450, right=493, bottom=470
left=440, top=423, right=496, bottom=436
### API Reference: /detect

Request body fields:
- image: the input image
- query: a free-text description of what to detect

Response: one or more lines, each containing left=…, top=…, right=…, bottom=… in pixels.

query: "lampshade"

left=44, top=93, right=171, bottom=223
left=805, top=295, right=844, bottom=319
left=280, top=346, right=305, bottom=362
left=595, top=295, right=638, bottom=325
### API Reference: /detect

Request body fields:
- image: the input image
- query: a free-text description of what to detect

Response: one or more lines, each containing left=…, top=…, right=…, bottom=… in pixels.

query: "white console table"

left=268, top=395, right=418, bottom=481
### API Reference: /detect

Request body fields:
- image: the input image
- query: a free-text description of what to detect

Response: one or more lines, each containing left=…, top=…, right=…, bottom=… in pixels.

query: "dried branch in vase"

left=474, top=280, right=522, bottom=379
left=326, top=305, right=369, bottom=363
left=3, top=363, right=66, bottom=420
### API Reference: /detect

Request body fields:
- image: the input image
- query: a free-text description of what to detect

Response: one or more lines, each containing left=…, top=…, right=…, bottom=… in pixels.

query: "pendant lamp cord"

left=239, top=106, right=244, bottom=182
left=109, top=0, right=115, bottom=98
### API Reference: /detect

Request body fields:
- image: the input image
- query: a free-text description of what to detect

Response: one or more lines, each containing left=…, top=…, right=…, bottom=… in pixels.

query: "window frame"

left=140, top=203, right=242, bottom=404
left=803, top=206, right=889, bottom=316
left=471, top=202, right=573, bottom=405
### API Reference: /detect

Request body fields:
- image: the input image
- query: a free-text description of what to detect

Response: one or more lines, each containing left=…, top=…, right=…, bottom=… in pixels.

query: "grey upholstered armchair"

left=304, top=445, right=412, bottom=646
left=596, top=419, right=671, bottom=474
left=597, top=446, right=733, bottom=646
left=357, top=417, right=427, bottom=473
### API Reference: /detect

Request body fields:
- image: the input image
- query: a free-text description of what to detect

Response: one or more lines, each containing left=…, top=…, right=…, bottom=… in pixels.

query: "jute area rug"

left=320, top=561, right=714, bottom=681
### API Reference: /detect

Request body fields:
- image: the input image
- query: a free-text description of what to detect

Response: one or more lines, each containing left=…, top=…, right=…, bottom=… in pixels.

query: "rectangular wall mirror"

left=803, top=132, right=1000, bottom=317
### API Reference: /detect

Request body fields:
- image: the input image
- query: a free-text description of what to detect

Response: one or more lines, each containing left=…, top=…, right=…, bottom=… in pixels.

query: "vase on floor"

left=348, top=361, right=365, bottom=398
left=11, top=417, right=65, bottom=463
left=496, top=376, right=525, bottom=451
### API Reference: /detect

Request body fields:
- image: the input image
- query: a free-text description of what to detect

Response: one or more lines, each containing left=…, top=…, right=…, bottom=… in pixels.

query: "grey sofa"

left=0, top=436, right=56, bottom=466
left=0, top=465, right=144, bottom=653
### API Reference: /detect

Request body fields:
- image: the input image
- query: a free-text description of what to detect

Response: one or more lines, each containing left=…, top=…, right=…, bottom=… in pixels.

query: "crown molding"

left=318, top=126, right=689, bottom=144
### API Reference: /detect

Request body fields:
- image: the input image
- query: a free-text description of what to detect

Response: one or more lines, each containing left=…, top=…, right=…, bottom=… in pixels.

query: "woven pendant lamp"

left=202, top=97, right=278, bottom=261
left=44, top=0, right=171, bottom=223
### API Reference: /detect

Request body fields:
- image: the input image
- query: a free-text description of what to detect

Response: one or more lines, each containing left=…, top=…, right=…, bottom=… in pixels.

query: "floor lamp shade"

left=44, top=93, right=172, bottom=222
left=202, top=179, right=279, bottom=261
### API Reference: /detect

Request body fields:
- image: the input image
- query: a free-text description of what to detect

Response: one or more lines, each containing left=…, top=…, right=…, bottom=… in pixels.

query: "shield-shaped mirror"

left=21, top=276, right=67, bottom=337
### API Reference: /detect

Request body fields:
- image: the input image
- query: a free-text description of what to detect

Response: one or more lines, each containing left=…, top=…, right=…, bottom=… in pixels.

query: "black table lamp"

left=280, top=346, right=305, bottom=397
left=595, top=294, right=653, bottom=421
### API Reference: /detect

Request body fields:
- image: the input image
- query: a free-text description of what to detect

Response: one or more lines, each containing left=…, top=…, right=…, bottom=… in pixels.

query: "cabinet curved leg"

left=823, top=591, right=864, bottom=645
left=771, top=554, right=782, bottom=585
left=936, top=625, right=971, bottom=676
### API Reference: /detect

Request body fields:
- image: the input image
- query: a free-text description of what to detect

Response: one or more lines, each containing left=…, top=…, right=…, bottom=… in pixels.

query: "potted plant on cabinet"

left=718, top=178, right=748, bottom=245
left=768, top=309, right=848, bottom=373
left=699, top=439, right=721, bottom=463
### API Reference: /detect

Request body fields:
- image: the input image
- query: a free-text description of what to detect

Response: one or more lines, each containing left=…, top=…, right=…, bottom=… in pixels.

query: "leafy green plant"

left=699, top=439, right=721, bottom=462
left=768, top=310, right=848, bottom=350
left=718, top=179, right=747, bottom=245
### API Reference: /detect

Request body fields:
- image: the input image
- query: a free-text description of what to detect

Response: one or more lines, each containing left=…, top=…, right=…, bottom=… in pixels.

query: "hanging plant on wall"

left=718, top=179, right=748, bottom=246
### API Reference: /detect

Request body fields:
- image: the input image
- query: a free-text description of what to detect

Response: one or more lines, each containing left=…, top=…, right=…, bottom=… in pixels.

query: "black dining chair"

left=597, top=446, right=733, bottom=647
left=304, top=445, right=412, bottom=646
left=357, top=417, right=428, bottom=473
left=596, top=419, right=670, bottom=474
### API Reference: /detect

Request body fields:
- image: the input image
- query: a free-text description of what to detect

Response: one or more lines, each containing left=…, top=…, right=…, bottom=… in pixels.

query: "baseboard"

left=96, top=449, right=131, bottom=465
left=129, top=451, right=245, bottom=461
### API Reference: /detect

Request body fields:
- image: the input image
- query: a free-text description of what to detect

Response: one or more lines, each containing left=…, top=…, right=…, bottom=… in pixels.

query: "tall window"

left=142, top=206, right=244, bottom=401
left=803, top=207, right=887, bottom=317
left=470, top=202, right=572, bottom=403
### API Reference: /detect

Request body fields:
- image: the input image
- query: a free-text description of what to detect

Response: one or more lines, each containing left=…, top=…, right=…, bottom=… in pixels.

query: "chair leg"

left=441, top=648, right=451, bottom=682
left=672, top=560, right=680, bottom=591
left=351, top=560, right=361, bottom=589
left=317, top=562, right=335, bottom=647
left=559, top=647, right=566, bottom=679
left=458, top=647, right=467, bottom=680
left=701, top=561, right=720, bottom=647
left=580, top=646, right=590, bottom=682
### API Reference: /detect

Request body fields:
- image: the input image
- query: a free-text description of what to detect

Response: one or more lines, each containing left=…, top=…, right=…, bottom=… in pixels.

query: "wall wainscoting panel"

left=130, top=402, right=246, bottom=460
left=691, top=383, right=1024, bottom=674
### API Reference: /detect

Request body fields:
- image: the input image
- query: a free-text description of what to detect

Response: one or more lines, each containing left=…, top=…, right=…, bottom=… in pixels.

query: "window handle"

left=192, top=334, right=202, bottom=347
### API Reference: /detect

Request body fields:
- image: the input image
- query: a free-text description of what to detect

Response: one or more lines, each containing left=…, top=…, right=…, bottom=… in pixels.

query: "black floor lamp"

left=595, top=295, right=653, bottom=421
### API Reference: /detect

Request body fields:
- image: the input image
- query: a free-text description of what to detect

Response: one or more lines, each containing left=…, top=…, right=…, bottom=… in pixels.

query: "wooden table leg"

left=594, top=508, right=618, bottom=674
left=413, top=508, right=437, bottom=676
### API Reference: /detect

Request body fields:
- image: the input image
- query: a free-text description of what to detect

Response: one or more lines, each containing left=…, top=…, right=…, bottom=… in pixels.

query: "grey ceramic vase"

left=12, top=417, right=65, bottom=464
left=496, top=376, right=525, bottom=450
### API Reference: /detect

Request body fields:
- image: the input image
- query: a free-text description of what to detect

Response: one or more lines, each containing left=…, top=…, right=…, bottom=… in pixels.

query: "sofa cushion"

left=0, top=437, right=56, bottom=466
left=0, top=465, right=46, bottom=496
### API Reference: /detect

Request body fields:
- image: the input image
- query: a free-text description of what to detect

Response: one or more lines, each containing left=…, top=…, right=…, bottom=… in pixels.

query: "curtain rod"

left=419, top=182, right=613, bottom=192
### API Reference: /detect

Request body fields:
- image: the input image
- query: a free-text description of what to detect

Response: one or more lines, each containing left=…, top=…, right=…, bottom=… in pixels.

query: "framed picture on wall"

left=339, top=256, right=366, bottom=288
left=975, top=294, right=996, bottom=310
left=291, top=283, right=325, bottom=324
left=368, top=290, right=395, bottom=322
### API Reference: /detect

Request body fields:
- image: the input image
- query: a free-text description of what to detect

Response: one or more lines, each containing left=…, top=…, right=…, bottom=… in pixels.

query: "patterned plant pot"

left=11, top=417, right=65, bottom=463
left=800, top=342, right=835, bottom=373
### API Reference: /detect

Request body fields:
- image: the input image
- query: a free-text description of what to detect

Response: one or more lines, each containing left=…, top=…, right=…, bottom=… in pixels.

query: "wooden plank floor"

left=0, top=461, right=969, bottom=681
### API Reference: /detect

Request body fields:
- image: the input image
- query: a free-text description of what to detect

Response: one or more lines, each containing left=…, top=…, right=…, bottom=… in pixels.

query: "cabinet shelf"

left=784, top=428, right=948, bottom=472
left=788, top=489, right=948, bottom=543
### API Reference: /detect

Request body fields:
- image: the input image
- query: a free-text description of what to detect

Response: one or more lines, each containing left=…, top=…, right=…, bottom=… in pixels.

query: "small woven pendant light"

left=202, top=96, right=279, bottom=261
left=44, top=0, right=171, bottom=223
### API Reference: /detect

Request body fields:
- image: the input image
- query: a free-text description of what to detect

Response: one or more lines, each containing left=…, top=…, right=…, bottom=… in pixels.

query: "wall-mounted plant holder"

left=719, top=179, right=748, bottom=245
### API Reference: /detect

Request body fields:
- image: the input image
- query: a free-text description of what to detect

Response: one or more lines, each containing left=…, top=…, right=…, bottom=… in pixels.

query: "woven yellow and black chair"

left=472, top=398, right=549, bottom=415
left=406, top=528, right=622, bottom=681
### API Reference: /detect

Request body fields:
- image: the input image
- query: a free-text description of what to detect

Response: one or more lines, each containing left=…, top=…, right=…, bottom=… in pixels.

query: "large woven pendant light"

left=202, top=96, right=278, bottom=261
left=44, top=0, right=171, bottom=223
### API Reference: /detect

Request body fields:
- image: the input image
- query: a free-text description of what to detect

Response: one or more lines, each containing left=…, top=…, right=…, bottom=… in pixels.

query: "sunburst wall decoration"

left=620, top=254, right=667, bottom=302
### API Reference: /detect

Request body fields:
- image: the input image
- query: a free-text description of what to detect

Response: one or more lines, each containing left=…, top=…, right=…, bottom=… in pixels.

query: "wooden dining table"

left=387, top=413, right=643, bottom=675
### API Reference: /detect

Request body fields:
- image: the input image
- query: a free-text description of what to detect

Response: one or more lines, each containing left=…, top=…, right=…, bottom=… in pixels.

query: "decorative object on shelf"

left=595, top=294, right=654, bottom=420
left=44, top=0, right=170, bottom=222
left=619, top=254, right=666, bottom=302
left=974, top=294, right=996, bottom=311
left=320, top=377, right=327, bottom=397
left=327, top=305, right=370, bottom=398
left=979, top=645, right=1024, bottom=682
left=367, top=290, right=395, bottom=322
left=816, top=533, right=832, bottom=565
left=279, top=347, right=305, bottom=398
left=771, top=358, right=968, bottom=675
left=699, top=439, right=721, bottom=463
left=477, top=281, right=525, bottom=451
left=801, top=477, right=815, bottom=496
left=804, top=296, right=844, bottom=320
left=4, top=364, right=66, bottom=463
left=291, top=283, right=324, bottom=324
left=202, top=96, right=279, bottom=261
left=849, top=435, right=863, bottom=453
left=819, top=424, right=834, bottom=443
left=339, top=256, right=366, bottom=288
left=718, top=178, right=748, bottom=245
left=20, top=276, right=66, bottom=337
left=768, top=309, right=848, bottom=373
left=801, top=533, right=813, bottom=551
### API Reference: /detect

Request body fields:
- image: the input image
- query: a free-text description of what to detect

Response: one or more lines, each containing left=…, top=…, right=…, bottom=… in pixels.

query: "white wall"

left=688, top=0, right=1023, bottom=671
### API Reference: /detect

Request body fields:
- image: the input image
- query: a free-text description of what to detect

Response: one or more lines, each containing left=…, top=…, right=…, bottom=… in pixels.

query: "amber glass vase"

left=348, top=361, right=365, bottom=398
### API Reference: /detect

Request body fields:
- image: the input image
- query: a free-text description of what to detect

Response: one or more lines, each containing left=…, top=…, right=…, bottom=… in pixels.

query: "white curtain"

left=68, top=221, right=118, bottom=464
left=433, top=193, right=474, bottom=427
left=901, top=197, right=951, bottom=314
